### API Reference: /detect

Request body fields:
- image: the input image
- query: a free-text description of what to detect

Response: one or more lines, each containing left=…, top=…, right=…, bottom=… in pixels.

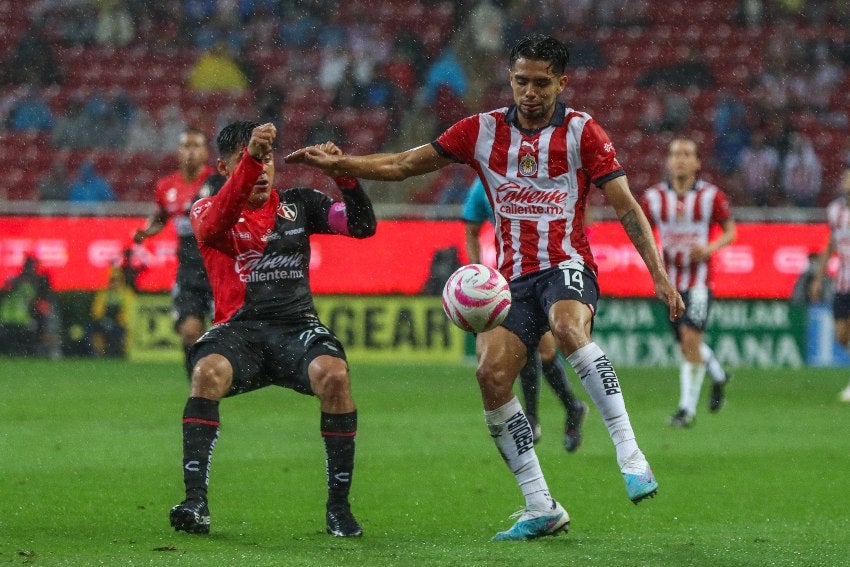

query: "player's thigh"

left=539, top=263, right=599, bottom=354
left=677, top=324, right=704, bottom=362
left=307, top=354, right=352, bottom=400
left=191, top=322, right=266, bottom=396
left=476, top=326, right=528, bottom=386
left=265, top=321, right=349, bottom=396
left=190, top=353, right=234, bottom=399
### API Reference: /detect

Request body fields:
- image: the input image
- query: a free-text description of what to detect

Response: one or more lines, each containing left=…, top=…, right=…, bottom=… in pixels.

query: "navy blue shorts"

left=190, top=317, right=347, bottom=397
left=672, top=286, right=713, bottom=336
left=501, top=263, right=600, bottom=349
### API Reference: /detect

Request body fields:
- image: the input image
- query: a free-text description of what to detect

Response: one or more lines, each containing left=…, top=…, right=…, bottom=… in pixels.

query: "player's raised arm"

left=602, top=175, right=684, bottom=321
left=285, top=143, right=453, bottom=181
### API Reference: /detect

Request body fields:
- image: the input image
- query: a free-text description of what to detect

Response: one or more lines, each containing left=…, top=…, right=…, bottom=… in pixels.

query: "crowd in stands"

left=0, top=0, right=848, bottom=207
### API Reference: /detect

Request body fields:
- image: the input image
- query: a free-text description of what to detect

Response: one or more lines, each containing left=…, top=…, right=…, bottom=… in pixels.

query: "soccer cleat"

left=669, top=408, right=694, bottom=428
left=326, top=501, right=362, bottom=537
left=709, top=372, right=730, bottom=413
left=492, top=500, right=569, bottom=541
left=527, top=415, right=542, bottom=444
left=623, top=462, right=658, bottom=504
left=564, top=401, right=587, bottom=453
left=169, top=499, right=210, bottom=534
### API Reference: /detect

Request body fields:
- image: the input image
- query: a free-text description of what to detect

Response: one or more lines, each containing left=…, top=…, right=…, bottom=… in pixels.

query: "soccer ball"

left=441, top=264, right=511, bottom=333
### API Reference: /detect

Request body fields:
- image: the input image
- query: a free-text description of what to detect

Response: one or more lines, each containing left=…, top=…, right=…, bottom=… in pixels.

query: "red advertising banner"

left=0, top=216, right=830, bottom=298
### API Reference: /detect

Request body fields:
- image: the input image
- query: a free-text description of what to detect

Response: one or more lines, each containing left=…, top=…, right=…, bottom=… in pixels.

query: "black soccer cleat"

left=709, top=372, right=730, bottom=413
left=564, top=401, right=587, bottom=453
left=169, top=499, right=210, bottom=534
left=326, top=501, right=362, bottom=537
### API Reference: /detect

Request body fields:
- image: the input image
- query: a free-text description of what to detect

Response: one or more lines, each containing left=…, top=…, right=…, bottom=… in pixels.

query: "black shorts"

left=172, top=282, right=214, bottom=329
left=672, top=286, right=713, bottom=336
left=833, top=292, right=850, bottom=319
left=189, top=318, right=347, bottom=397
left=502, top=263, right=600, bottom=349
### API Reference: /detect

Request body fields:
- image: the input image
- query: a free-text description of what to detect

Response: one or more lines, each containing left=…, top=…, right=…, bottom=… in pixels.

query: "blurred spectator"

left=781, top=132, right=823, bottom=207
left=61, top=2, right=99, bottom=45
left=7, top=86, right=54, bottom=132
left=52, top=94, right=90, bottom=149
left=421, top=47, right=468, bottom=106
left=735, top=129, right=781, bottom=206
left=4, top=23, right=62, bottom=86
left=125, top=107, right=160, bottom=152
left=638, top=89, right=665, bottom=132
left=187, top=43, right=249, bottom=93
left=735, top=0, right=765, bottom=27
left=468, top=0, right=505, bottom=56
left=69, top=160, right=117, bottom=203
left=0, top=256, right=61, bottom=358
left=158, top=104, right=189, bottom=153
left=37, top=162, right=71, bottom=201
left=791, top=251, right=834, bottom=305
left=319, top=44, right=350, bottom=95
left=95, top=0, right=134, bottom=47
left=87, top=267, right=135, bottom=357
left=712, top=90, right=750, bottom=175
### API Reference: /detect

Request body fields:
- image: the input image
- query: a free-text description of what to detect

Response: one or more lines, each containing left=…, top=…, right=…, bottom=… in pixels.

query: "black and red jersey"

left=191, top=150, right=375, bottom=324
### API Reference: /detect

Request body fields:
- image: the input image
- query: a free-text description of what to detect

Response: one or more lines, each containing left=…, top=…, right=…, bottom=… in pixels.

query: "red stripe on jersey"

left=488, top=118, right=512, bottom=176
left=500, top=220, right=517, bottom=276
left=659, top=190, right=669, bottom=223
left=548, top=128, right=568, bottom=178
left=548, top=218, right=567, bottom=265
left=518, top=219, right=539, bottom=273
left=692, top=189, right=704, bottom=222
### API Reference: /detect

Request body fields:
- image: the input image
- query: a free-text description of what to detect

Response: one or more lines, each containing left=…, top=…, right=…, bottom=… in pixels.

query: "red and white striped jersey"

left=825, top=197, right=850, bottom=293
left=640, top=179, right=731, bottom=291
left=434, top=102, right=624, bottom=281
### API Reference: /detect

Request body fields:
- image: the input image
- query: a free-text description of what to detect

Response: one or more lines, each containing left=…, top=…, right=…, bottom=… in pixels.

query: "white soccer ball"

left=441, top=264, right=511, bottom=333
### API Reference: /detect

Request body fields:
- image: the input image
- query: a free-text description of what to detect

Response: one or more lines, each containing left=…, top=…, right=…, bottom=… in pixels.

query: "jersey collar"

left=505, top=101, right=566, bottom=133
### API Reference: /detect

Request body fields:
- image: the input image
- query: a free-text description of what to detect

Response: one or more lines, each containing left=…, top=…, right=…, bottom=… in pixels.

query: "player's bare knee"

left=476, top=359, right=513, bottom=396
left=309, top=358, right=351, bottom=400
left=190, top=355, right=232, bottom=399
left=550, top=321, right=587, bottom=353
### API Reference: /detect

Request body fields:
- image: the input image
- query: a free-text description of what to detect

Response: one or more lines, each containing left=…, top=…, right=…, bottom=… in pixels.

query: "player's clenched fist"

left=248, top=123, right=276, bottom=159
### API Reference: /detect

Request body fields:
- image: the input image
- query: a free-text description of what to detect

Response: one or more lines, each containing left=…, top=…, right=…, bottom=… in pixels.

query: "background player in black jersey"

left=168, top=121, right=376, bottom=538
left=133, top=127, right=216, bottom=379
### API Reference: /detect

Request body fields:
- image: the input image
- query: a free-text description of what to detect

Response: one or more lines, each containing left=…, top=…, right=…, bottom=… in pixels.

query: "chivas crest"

left=519, top=153, right=538, bottom=177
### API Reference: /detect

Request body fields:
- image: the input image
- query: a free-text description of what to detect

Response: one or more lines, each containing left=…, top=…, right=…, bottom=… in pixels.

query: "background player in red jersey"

left=133, top=127, right=215, bottom=379
left=169, top=121, right=376, bottom=538
left=809, top=167, right=850, bottom=402
left=288, top=33, right=684, bottom=541
left=640, top=139, right=736, bottom=428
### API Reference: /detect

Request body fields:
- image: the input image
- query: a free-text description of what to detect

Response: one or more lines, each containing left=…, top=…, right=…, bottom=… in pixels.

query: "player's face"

left=217, top=148, right=276, bottom=209
left=509, top=58, right=568, bottom=129
left=178, top=133, right=208, bottom=171
left=667, top=140, right=700, bottom=180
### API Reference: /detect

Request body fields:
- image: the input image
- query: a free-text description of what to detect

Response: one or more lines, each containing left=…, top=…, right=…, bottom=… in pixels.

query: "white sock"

left=686, top=363, right=706, bottom=416
left=484, top=397, right=551, bottom=509
left=567, top=342, right=643, bottom=470
left=678, top=362, right=693, bottom=413
left=699, top=343, right=726, bottom=383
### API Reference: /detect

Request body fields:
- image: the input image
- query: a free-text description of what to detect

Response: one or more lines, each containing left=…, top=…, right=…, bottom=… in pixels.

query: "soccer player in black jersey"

left=168, top=121, right=376, bottom=537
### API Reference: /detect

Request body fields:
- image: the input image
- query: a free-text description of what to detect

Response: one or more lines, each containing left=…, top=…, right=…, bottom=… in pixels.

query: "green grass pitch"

left=1, top=358, right=849, bottom=566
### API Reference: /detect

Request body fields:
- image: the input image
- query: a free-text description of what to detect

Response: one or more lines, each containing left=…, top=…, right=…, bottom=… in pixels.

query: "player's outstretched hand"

left=284, top=144, right=343, bottom=175
left=248, top=123, right=276, bottom=160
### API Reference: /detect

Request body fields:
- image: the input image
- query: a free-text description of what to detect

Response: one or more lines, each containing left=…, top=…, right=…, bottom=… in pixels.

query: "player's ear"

left=216, top=158, right=229, bottom=177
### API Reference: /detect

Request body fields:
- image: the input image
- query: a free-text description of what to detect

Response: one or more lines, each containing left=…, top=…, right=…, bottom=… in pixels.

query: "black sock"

left=183, top=345, right=194, bottom=382
left=321, top=411, right=357, bottom=505
left=182, top=397, right=220, bottom=502
left=519, top=354, right=541, bottom=420
left=542, top=356, right=579, bottom=410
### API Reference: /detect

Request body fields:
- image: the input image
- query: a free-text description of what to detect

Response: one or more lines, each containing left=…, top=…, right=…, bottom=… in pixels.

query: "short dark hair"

left=183, top=126, right=207, bottom=140
left=216, top=120, right=261, bottom=158
left=509, top=34, right=570, bottom=75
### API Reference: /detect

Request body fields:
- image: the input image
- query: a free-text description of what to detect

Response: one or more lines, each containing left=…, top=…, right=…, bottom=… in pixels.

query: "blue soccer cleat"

left=623, top=462, right=658, bottom=504
left=492, top=500, right=569, bottom=541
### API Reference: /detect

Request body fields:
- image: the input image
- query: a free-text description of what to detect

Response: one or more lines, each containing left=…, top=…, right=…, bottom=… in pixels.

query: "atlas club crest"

left=277, top=203, right=297, bottom=221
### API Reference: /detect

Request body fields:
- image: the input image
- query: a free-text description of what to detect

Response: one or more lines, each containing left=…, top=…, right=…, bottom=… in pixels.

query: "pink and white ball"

left=442, top=264, right=511, bottom=333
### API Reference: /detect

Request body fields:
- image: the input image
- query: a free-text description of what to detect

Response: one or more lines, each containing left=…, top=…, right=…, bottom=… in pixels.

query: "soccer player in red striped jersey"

left=640, top=139, right=736, bottom=427
left=288, top=33, right=684, bottom=541
left=810, top=167, right=850, bottom=402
